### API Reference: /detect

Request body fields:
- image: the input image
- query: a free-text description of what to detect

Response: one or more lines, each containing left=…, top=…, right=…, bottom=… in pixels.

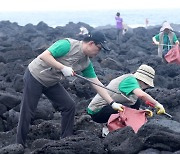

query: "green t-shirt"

left=119, top=76, right=140, bottom=96
left=48, top=39, right=96, bottom=78
left=48, top=39, right=70, bottom=57
left=155, top=33, right=178, bottom=50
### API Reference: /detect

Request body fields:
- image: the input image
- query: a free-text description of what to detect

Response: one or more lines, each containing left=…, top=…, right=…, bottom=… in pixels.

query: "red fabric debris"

left=108, top=106, right=147, bottom=133
left=165, top=45, right=180, bottom=64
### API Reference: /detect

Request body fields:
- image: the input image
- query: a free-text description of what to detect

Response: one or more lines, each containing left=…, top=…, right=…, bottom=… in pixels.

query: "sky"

left=0, top=0, right=180, bottom=12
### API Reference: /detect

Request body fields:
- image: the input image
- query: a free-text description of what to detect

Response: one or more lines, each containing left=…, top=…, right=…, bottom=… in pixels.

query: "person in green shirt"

left=16, top=30, right=118, bottom=147
left=87, top=64, right=165, bottom=124
left=152, top=21, right=179, bottom=62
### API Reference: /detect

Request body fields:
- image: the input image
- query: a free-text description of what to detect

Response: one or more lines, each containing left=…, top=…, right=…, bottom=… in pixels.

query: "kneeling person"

left=87, top=64, right=165, bottom=123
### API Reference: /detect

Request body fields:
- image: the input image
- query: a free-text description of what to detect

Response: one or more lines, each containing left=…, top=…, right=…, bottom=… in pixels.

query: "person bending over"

left=87, top=64, right=165, bottom=123
left=16, top=30, right=114, bottom=147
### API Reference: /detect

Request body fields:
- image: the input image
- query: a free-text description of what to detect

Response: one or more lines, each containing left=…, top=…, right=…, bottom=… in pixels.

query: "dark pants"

left=90, top=105, right=118, bottom=123
left=116, top=29, right=123, bottom=44
left=16, top=68, right=75, bottom=146
left=130, top=98, right=141, bottom=110
left=162, top=48, right=169, bottom=63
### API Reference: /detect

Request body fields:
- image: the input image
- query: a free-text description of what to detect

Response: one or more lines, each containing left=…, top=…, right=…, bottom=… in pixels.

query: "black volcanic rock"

left=0, top=20, right=180, bottom=153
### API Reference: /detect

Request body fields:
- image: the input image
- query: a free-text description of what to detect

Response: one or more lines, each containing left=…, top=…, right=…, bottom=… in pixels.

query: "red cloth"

left=165, top=45, right=180, bottom=64
left=108, top=107, right=147, bottom=133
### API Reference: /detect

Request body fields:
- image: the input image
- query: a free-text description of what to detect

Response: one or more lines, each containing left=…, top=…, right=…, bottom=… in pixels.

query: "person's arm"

left=173, top=34, right=179, bottom=45
left=175, top=38, right=179, bottom=45
left=133, top=88, right=159, bottom=106
left=89, top=77, right=113, bottom=104
left=121, top=18, right=124, bottom=29
left=89, top=77, right=124, bottom=111
left=82, top=63, right=124, bottom=110
left=133, top=88, right=165, bottom=114
left=38, top=50, right=64, bottom=70
left=152, top=36, right=159, bottom=45
left=38, top=50, right=73, bottom=76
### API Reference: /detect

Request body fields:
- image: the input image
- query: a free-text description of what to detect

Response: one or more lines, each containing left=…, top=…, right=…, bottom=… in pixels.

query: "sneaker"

left=102, top=126, right=109, bottom=137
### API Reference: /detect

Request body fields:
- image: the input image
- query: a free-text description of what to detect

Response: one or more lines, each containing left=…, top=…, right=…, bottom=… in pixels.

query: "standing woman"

left=115, top=12, right=123, bottom=45
left=152, top=21, right=179, bottom=62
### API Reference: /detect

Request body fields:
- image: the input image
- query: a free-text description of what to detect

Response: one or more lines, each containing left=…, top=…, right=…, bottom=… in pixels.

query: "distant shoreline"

left=0, top=9, right=180, bottom=29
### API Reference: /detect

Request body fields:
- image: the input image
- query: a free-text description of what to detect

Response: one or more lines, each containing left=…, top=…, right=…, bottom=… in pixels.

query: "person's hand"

left=155, top=103, right=165, bottom=114
left=111, top=102, right=124, bottom=112
left=61, top=66, right=74, bottom=77
left=145, top=109, right=153, bottom=117
left=154, top=42, right=159, bottom=45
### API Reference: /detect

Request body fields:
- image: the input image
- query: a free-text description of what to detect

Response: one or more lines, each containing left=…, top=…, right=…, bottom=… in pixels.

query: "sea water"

left=0, top=9, right=179, bottom=28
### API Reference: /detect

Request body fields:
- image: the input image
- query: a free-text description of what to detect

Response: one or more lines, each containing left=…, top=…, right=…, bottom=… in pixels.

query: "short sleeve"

left=119, top=76, right=140, bottom=95
left=173, top=34, right=178, bottom=43
left=81, top=62, right=97, bottom=78
left=154, top=34, right=160, bottom=41
left=48, top=39, right=70, bottom=58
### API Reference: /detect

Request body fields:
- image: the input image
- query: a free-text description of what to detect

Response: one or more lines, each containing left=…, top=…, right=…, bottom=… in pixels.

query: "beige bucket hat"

left=160, top=22, right=173, bottom=32
left=134, top=64, right=155, bottom=87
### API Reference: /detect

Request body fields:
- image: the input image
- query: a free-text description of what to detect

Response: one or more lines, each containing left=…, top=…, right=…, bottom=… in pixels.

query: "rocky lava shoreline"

left=0, top=21, right=180, bottom=154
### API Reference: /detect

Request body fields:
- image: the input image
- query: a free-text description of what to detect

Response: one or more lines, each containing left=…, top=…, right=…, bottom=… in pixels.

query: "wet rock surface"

left=0, top=20, right=180, bottom=153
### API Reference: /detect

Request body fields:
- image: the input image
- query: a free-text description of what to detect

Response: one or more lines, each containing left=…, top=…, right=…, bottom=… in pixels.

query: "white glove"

left=154, top=41, right=159, bottom=45
left=61, top=66, right=74, bottom=77
left=111, top=102, right=124, bottom=112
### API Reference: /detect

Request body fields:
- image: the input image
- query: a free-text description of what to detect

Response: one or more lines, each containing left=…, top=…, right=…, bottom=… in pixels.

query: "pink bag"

left=108, top=107, right=147, bottom=133
left=165, top=45, right=180, bottom=64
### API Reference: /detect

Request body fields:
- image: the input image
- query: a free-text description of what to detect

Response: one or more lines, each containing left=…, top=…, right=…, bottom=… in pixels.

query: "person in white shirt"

left=77, top=26, right=89, bottom=40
